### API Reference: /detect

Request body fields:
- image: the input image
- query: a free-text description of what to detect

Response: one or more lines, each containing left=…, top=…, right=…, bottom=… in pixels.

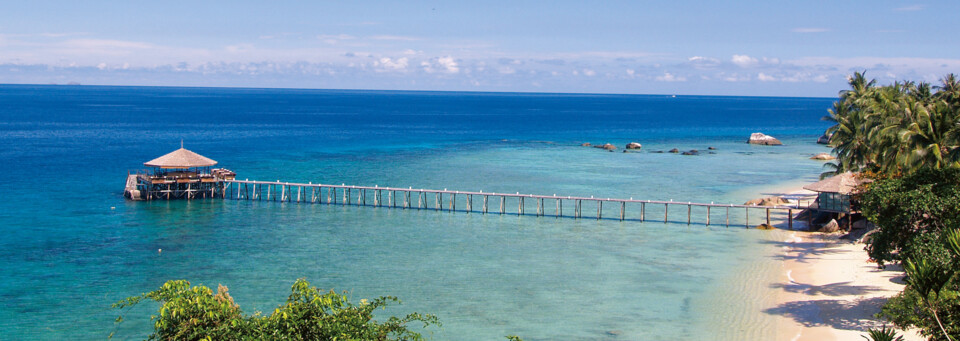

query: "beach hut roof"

left=144, top=147, right=217, bottom=169
left=802, top=172, right=867, bottom=194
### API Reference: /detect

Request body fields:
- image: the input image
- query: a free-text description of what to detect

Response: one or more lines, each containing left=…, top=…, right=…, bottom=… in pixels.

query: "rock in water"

left=681, top=149, right=699, bottom=155
left=595, top=143, right=616, bottom=150
left=747, top=132, right=783, bottom=146
left=756, top=223, right=776, bottom=230
left=669, top=148, right=680, bottom=153
left=626, top=142, right=642, bottom=150
left=708, top=146, right=717, bottom=150
left=817, top=132, right=832, bottom=144
left=744, top=196, right=789, bottom=206
left=810, top=152, right=835, bottom=160
left=581, top=142, right=591, bottom=147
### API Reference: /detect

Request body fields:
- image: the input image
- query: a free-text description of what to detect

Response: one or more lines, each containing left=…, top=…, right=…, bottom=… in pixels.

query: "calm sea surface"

left=0, top=85, right=834, bottom=340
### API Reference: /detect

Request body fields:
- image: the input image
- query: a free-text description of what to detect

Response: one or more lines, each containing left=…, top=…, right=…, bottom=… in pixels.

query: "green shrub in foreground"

left=111, top=278, right=440, bottom=340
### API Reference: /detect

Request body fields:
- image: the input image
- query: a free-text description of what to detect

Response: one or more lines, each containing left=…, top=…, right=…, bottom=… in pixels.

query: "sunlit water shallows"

left=0, top=85, right=833, bottom=340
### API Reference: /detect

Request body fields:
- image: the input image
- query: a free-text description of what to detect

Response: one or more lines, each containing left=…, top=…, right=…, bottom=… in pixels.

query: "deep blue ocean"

left=0, top=84, right=835, bottom=340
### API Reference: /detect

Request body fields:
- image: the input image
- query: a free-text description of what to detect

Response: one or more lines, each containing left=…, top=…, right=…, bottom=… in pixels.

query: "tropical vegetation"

left=110, top=279, right=440, bottom=340
left=821, top=72, right=960, bottom=178
left=823, top=73, right=960, bottom=340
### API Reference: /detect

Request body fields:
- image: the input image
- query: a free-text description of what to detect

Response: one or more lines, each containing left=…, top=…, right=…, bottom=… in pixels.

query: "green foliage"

left=112, top=279, right=439, bottom=341
left=822, top=72, right=960, bottom=177
left=859, top=167, right=960, bottom=265
left=861, top=326, right=904, bottom=341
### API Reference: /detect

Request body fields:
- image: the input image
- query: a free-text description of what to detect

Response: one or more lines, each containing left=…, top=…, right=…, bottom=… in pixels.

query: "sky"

left=1, top=1, right=958, bottom=97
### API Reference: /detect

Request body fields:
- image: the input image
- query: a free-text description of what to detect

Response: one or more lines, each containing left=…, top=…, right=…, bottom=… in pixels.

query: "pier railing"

left=223, top=179, right=807, bottom=228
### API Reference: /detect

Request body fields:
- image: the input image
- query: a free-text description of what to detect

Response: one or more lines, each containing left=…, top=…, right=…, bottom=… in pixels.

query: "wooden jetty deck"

left=222, top=179, right=805, bottom=228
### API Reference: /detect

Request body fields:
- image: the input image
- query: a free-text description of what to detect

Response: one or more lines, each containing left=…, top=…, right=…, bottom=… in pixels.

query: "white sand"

left=762, top=200, right=924, bottom=340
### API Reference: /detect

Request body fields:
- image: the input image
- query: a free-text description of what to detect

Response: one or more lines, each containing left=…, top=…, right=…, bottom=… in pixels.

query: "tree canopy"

left=822, top=72, right=960, bottom=178
left=111, top=279, right=440, bottom=341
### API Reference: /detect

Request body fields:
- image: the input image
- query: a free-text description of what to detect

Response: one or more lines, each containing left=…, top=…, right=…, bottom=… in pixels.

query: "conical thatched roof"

left=802, top=172, right=867, bottom=194
left=144, top=148, right=217, bottom=169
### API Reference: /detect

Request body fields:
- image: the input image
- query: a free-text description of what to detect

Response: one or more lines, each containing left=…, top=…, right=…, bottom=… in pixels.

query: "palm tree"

left=825, top=73, right=960, bottom=176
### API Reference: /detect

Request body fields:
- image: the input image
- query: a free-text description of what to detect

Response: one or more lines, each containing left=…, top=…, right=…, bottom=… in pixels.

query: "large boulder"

left=747, top=132, right=783, bottom=146
left=594, top=143, right=616, bottom=151
left=744, top=196, right=789, bottom=206
left=626, top=142, right=642, bottom=150
left=820, top=219, right=840, bottom=233
left=817, top=132, right=832, bottom=144
left=810, top=152, right=836, bottom=160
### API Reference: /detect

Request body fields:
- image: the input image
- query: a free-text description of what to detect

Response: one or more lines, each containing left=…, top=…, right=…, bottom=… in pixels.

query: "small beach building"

left=125, top=146, right=234, bottom=200
left=802, top=172, right=866, bottom=213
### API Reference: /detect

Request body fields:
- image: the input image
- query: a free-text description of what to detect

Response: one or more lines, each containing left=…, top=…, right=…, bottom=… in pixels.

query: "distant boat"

left=671, top=95, right=677, bottom=98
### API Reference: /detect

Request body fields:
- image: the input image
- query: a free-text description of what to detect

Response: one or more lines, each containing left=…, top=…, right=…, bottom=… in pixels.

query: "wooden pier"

left=222, top=179, right=803, bottom=228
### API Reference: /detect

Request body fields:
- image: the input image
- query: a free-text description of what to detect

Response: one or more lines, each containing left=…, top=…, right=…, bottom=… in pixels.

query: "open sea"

left=0, top=84, right=835, bottom=340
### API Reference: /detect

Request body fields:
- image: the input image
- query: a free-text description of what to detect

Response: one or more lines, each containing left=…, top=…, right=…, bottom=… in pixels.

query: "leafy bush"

left=859, top=167, right=960, bottom=266
left=111, top=279, right=440, bottom=341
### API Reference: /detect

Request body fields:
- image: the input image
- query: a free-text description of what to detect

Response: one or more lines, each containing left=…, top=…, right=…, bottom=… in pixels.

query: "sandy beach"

left=759, top=188, right=924, bottom=340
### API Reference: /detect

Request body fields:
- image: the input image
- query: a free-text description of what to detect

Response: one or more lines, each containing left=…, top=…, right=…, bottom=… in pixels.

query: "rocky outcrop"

left=820, top=219, right=840, bottom=233
left=756, top=223, right=776, bottom=230
left=817, top=132, right=832, bottom=144
left=594, top=143, right=616, bottom=151
left=747, top=132, right=783, bottom=146
left=668, top=148, right=679, bottom=153
left=744, top=196, right=789, bottom=206
left=810, top=153, right=835, bottom=160
left=681, top=150, right=699, bottom=155
left=626, top=142, right=642, bottom=150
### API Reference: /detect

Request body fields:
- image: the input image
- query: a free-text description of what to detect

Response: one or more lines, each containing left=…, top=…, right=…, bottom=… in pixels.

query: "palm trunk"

left=931, top=307, right=953, bottom=341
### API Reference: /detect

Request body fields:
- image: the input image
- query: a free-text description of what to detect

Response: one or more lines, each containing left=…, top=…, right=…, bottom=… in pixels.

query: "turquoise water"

left=0, top=85, right=833, bottom=339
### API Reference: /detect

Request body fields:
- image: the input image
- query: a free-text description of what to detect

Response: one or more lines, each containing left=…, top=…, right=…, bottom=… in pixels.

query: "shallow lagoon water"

left=0, top=85, right=832, bottom=339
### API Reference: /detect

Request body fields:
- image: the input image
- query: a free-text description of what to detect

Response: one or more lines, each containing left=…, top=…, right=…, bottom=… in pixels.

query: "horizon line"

left=0, top=82, right=838, bottom=100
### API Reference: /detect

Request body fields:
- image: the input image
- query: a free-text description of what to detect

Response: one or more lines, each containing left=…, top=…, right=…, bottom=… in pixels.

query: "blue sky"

left=1, top=1, right=957, bottom=96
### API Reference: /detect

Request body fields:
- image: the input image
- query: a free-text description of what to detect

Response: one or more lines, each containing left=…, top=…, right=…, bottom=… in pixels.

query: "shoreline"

left=753, top=184, right=923, bottom=340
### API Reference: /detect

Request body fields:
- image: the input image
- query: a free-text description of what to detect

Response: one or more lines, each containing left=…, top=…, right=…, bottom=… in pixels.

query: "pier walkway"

left=223, top=179, right=805, bottom=228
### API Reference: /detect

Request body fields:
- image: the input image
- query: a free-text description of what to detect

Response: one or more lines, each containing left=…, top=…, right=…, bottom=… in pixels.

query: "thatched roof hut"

left=802, top=172, right=866, bottom=195
left=144, top=147, right=217, bottom=169
left=802, top=172, right=868, bottom=213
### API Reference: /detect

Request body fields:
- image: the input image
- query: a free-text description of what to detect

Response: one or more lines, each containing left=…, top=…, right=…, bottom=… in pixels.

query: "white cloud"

left=97, top=62, right=107, bottom=70
left=757, top=73, right=776, bottom=81
left=582, top=69, right=596, bottom=76
left=421, top=56, right=459, bottom=74
left=374, top=57, right=408, bottom=71
left=894, top=5, right=924, bottom=11
left=655, top=72, right=686, bottom=82
left=731, top=54, right=758, bottom=67
left=689, top=56, right=719, bottom=63
left=791, top=28, right=830, bottom=33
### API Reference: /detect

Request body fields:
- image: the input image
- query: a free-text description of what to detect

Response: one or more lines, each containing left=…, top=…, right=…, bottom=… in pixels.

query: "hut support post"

left=788, top=209, right=793, bottom=229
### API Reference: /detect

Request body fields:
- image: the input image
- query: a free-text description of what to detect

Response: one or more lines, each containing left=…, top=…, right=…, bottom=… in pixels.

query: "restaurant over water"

left=124, top=145, right=235, bottom=200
